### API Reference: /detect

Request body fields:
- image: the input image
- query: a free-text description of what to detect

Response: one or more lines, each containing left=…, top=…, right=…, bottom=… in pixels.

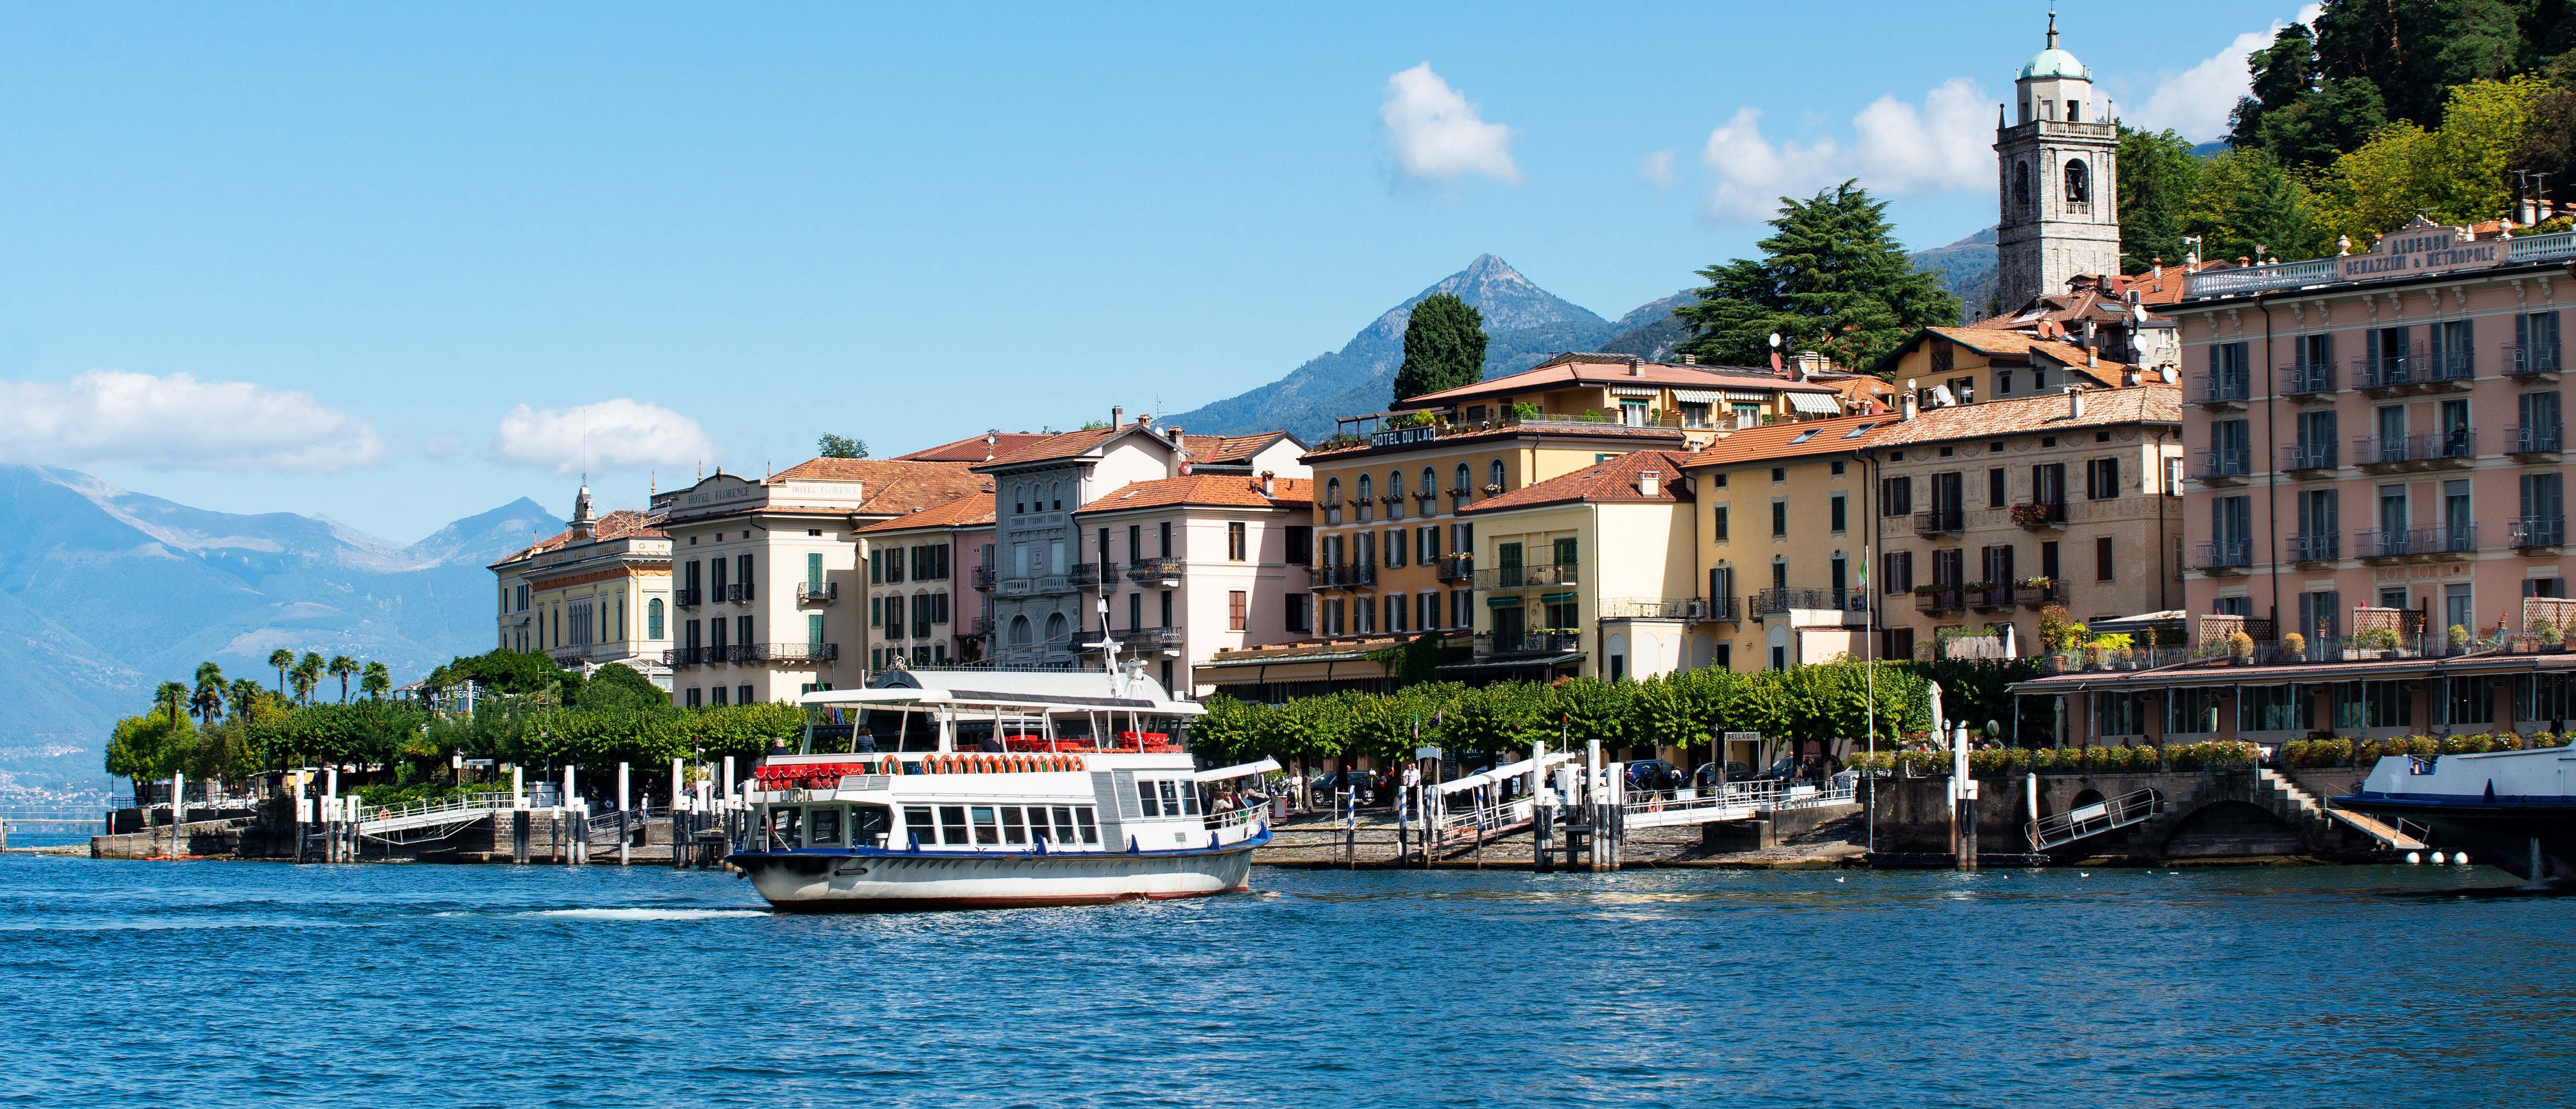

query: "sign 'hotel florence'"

left=2340, top=214, right=2507, bottom=279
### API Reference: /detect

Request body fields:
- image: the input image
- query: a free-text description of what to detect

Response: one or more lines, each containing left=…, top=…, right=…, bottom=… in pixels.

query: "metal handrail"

left=2027, top=787, right=2159, bottom=850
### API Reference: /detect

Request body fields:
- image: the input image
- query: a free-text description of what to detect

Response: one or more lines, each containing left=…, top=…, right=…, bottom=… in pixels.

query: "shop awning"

left=1610, top=386, right=1659, bottom=398
left=1485, top=594, right=1524, bottom=607
left=1722, top=390, right=1772, bottom=402
left=1435, top=652, right=1586, bottom=675
left=1787, top=391, right=1844, bottom=415
left=1670, top=389, right=1722, bottom=404
left=1539, top=591, right=1576, bottom=604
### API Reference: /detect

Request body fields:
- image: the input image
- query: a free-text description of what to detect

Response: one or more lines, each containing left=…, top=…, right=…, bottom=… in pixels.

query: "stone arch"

left=2063, top=159, right=2089, bottom=205
left=1008, top=615, right=1032, bottom=645
left=2158, top=800, right=2304, bottom=859
left=1043, top=611, right=1068, bottom=648
left=2069, top=787, right=2104, bottom=811
left=2013, top=160, right=2031, bottom=209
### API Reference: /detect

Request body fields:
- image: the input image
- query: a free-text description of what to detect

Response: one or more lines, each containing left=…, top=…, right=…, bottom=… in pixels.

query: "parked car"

left=1624, top=759, right=1683, bottom=795
left=1752, top=757, right=1800, bottom=783
left=1691, top=761, right=1755, bottom=790
left=1308, top=769, right=1376, bottom=806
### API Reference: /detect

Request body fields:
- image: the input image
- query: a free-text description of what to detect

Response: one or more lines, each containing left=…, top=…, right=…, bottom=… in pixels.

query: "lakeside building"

left=855, top=493, right=996, bottom=674
left=969, top=414, right=1306, bottom=671
left=1449, top=448, right=1701, bottom=683
left=1380, top=350, right=1852, bottom=436
left=1071, top=470, right=1315, bottom=695
left=1993, top=13, right=2119, bottom=311
left=1679, top=414, right=1890, bottom=672
left=487, top=485, right=673, bottom=688
left=652, top=458, right=984, bottom=706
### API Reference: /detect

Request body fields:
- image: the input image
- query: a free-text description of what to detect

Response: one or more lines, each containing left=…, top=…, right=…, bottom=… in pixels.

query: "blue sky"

left=0, top=1, right=2305, bottom=541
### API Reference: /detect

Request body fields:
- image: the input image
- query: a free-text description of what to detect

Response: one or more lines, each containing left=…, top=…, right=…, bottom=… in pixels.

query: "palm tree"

left=268, top=649, right=294, bottom=694
left=361, top=661, right=391, bottom=700
left=153, top=681, right=188, bottom=727
left=227, top=678, right=261, bottom=720
left=191, top=662, right=226, bottom=724
left=328, top=655, right=358, bottom=703
left=292, top=652, right=324, bottom=705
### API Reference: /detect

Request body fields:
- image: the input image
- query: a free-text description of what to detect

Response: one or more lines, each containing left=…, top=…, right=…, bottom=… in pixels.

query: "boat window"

left=1001, top=807, right=1028, bottom=845
left=1136, top=779, right=1160, bottom=818
left=808, top=806, right=842, bottom=846
left=1051, top=806, right=1077, bottom=845
left=1075, top=807, right=1099, bottom=844
left=856, top=804, right=896, bottom=849
left=1180, top=783, right=1201, bottom=817
left=905, top=806, right=935, bottom=848
left=970, top=806, right=1000, bottom=845
left=938, top=806, right=970, bottom=845
left=769, top=807, right=802, bottom=848
left=1156, top=780, right=1181, bottom=817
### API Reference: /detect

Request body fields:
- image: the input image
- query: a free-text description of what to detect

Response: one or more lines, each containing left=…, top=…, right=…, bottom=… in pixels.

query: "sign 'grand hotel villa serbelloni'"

left=2341, top=214, right=2508, bottom=279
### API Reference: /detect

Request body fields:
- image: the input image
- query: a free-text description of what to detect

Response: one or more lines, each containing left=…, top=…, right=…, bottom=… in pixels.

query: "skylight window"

left=1839, top=423, right=1877, bottom=439
left=1787, top=430, right=1820, bottom=444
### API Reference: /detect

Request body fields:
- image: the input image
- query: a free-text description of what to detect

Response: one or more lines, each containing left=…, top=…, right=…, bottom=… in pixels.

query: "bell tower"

left=1994, top=12, right=2121, bottom=311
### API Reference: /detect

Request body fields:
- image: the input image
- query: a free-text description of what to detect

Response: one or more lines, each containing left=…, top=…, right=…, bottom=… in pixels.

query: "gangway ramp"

left=1622, top=779, right=1857, bottom=830
left=358, top=791, right=520, bottom=845
left=2026, top=787, right=2158, bottom=851
left=1428, top=750, right=1579, bottom=852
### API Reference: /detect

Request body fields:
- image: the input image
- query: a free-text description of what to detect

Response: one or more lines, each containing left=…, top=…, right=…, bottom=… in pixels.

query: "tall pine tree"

left=1391, top=292, right=1488, bottom=405
left=1673, top=181, right=1959, bottom=371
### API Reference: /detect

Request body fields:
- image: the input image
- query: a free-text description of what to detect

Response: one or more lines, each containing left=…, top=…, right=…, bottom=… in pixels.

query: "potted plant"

left=2356, top=626, right=2399, bottom=658
left=2448, top=623, right=2472, bottom=654
left=2541, top=618, right=2565, bottom=652
left=2114, top=646, right=2136, bottom=669
left=2229, top=630, right=2255, bottom=665
left=2282, top=631, right=2306, bottom=660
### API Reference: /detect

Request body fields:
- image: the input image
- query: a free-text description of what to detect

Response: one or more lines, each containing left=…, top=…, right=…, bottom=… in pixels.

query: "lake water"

left=5, top=849, right=2567, bottom=1107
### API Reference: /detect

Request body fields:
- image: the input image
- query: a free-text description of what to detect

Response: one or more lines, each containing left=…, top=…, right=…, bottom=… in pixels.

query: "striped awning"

left=1722, top=390, right=1772, bottom=402
left=1670, top=389, right=1723, bottom=404
left=1610, top=386, right=1659, bottom=398
left=1787, top=391, right=1844, bottom=415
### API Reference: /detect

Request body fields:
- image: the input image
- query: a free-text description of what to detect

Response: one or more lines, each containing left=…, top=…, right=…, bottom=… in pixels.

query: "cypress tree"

left=1391, top=292, right=1488, bottom=406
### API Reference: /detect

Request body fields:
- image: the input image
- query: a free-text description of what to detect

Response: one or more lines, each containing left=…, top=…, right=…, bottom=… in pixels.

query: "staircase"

left=2253, top=768, right=2426, bottom=853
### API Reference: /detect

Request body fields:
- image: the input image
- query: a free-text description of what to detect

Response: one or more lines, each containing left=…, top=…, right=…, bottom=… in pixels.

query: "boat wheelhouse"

left=731, top=667, right=1275, bottom=912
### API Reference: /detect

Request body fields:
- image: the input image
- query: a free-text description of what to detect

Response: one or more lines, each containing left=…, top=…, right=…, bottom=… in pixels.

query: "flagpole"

left=1864, top=541, right=1875, bottom=857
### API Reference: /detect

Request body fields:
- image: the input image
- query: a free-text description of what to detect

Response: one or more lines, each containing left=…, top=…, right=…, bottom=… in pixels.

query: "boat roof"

left=798, top=666, right=1205, bottom=716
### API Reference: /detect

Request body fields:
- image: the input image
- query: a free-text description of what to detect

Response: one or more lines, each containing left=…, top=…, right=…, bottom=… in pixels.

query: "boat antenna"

left=1083, top=593, right=1123, bottom=698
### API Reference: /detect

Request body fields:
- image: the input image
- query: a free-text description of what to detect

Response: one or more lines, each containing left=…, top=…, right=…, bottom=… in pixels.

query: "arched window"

left=647, top=598, right=664, bottom=640
left=2013, top=161, right=2031, bottom=209
left=1009, top=615, right=1032, bottom=645
left=1325, top=477, right=1342, bottom=524
left=1013, top=485, right=1025, bottom=514
left=2063, top=159, right=2089, bottom=206
left=1454, top=463, right=1471, bottom=498
left=1421, top=467, right=1436, bottom=502
left=1488, top=459, right=1505, bottom=489
left=1043, top=612, right=1068, bottom=647
left=1050, top=481, right=1063, bottom=510
left=1388, top=470, right=1405, bottom=500
left=1356, top=474, right=1373, bottom=521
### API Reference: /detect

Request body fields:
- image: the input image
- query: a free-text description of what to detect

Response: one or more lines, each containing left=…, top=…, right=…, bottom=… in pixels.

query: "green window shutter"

left=807, top=553, right=823, bottom=586
left=808, top=613, right=824, bottom=647
left=1553, top=537, right=1577, bottom=565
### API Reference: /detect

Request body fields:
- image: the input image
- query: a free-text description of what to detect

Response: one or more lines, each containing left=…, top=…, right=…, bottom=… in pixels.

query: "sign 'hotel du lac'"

left=2339, top=214, right=2507, bottom=280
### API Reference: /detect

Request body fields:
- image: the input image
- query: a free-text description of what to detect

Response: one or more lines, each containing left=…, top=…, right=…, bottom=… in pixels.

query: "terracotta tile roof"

left=974, top=425, right=1139, bottom=469
left=1394, top=353, right=1839, bottom=408
left=1298, top=420, right=1686, bottom=461
left=892, top=433, right=1053, bottom=463
left=495, top=509, right=663, bottom=567
left=1457, top=449, right=1697, bottom=515
left=852, top=492, right=997, bottom=534
left=1075, top=474, right=1315, bottom=515
left=1679, top=414, right=1895, bottom=469
left=765, top=458, right=989, bottom=516
left=1179, top=431, right=1295, bottom=465
left=1870, top=384, right=2183, bottom=446
left=1892, top=328, right=2125, bottom=387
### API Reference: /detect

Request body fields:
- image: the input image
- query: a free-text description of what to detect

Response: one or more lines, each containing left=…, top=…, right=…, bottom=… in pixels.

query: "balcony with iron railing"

left=2510, top=516, right=2567, bottom=550
left=673, top=588, right=701, bottom=608
left=2503, top=342, right=2564, bottom=381
left=2421, top=347, right=2476, bottom=389
left=1912, top=509, right=1964, bottom=536
left=2355, top=347, right=2423, bottom=393
left=998, top=575, right=1079, bottom=596
left=2190, top=539, right=2253, bottom=573
left=2280, top=442, right=2338, bottom=474
left=970, top=565, right=998, bottom=592
left=1127, top=557, right=1187, bottom=584
left=2279, top=362, right=2337, bottom=399
left=2191, top=369, right=2250, bottom=408
left=2355, top=525, right=2478, bottom=561
left=796, top=581, right=838, bottom=604
left=2196, top=448, right=2253, bottom=485
left=2285, top=532, right=2339, bottom=564
left=1307, top=564, right=1376, bottom=590
left=2506, top=424, right=2564, bottom=458
left=1912, top=587, right=1965, bottom=613
left=722, top=582, right=756, bottom=604
left=2182, top=229, right=2576, bottom=299
left=2014, top=581, right=2067, bottom=608
left=1968, top=584, right=2014, bottom=611
left=1433, top=553, right=1475, bottom=583
left=1472, top=630, right=1585, bottom=657
left=663, top=642, right=839, bottom=667
left=1085, top=626, right=1185, bottom=653
left=1470, top=563, right=1577, bottom=591
left=1750, top=587, right=1854, bottom=617
left=2008, top=500, right=2066, bottom=530
left=968, top=616, right=996, bottom=639
left=2354, top=430, right=2476, bottom=471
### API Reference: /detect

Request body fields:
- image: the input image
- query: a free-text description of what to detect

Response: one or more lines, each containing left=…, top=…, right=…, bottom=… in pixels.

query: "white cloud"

left=2126, top=5, right=2323, bottom=142
left=1380, top=63, right=1520, bottom=186
left=1697, top=78, right=1994, bottom=222
left=0, top=370, right=385, bottom=471
left=1638, top=149, right=1676, bottom=188
left=486, top=398, right=718, bottom=477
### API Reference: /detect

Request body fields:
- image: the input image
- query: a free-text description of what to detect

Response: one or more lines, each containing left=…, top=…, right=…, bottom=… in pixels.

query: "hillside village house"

left=1383, top=351, right=1851, bottom=436
left=856, top=493, right=995, bottom=675
left=487, top=485, right=673, bottom=689
left=1071, top=471, right=1314, bottom=696
left=969, top=414, right=1306, bottom=671
left=652, top=458, right=983, bottom=706
left=1681, top=414, right=1886, bottom=672
left=1449, top=449, right=1701, bottom=684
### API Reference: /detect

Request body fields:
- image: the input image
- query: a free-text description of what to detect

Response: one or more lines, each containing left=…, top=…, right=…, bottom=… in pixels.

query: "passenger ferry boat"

left=731, top=665, right=1275, bottom=913
left=2337, top=746, right=2576, bottom=885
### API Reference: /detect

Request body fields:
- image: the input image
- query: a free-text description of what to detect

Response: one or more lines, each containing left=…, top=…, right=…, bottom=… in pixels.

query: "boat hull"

left=2330, top=796, right=2576, bottom=884
left=731, top=837, right=1261, bottom=913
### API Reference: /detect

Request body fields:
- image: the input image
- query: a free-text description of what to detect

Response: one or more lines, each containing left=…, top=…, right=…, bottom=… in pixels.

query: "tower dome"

left=2018, top=12, right=2090, bottom=81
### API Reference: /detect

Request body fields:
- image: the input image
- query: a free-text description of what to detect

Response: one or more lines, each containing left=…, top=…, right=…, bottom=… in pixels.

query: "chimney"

left=2123, top=370, right=2140, bottom=387
left=2067, top=385, right=2086, bottom=420
left=1260, top=470, right=1275, bottom=497
left=1680, top=353, right=1696, bottom=365
left=1627, top=357, right=1645, bottom=376
left=1112, top=406, right=1123, bottom=428
left=1901, top=393, right=1918, bottom=421
left=1637, top=470, right=1660, bottom=497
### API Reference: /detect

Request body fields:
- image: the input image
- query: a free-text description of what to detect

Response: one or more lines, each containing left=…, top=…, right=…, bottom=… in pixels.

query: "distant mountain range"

left=0, top=464, right=558, bottom=792
left=1169, top=235, right=2000, bottom=440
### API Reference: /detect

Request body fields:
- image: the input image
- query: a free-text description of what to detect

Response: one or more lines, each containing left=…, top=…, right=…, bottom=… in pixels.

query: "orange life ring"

left=937, top=753, right=957, bottom=774
left=879, top=755, right=901, bottom=776
left=974, top=753, right=994, bottom=774
left=1066, top=755, right=1084, bottom=773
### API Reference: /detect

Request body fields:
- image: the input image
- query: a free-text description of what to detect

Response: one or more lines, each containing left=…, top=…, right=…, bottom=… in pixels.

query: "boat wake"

left=528, top=907, right=770, bottom=921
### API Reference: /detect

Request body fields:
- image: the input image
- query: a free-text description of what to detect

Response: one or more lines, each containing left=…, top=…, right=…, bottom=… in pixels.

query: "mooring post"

left=670, top=757, right=686, bottom=871
left=512, top=808, right=530, bottom=865
left=323, top=767, right=339, bottom=863
left=618, top=762, right=631, bottom=867
left=1533, top=803, right=1551, bottom=873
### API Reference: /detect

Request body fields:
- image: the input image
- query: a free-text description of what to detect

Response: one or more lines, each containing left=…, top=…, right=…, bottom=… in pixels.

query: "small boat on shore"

left=729, top=666, right=1273, bottom=913
left=2336, top=747, right=2576, bottom=885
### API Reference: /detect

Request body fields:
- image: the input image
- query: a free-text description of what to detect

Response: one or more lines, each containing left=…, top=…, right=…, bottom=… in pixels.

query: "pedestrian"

left=854, top=727, right=877, bottom=754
